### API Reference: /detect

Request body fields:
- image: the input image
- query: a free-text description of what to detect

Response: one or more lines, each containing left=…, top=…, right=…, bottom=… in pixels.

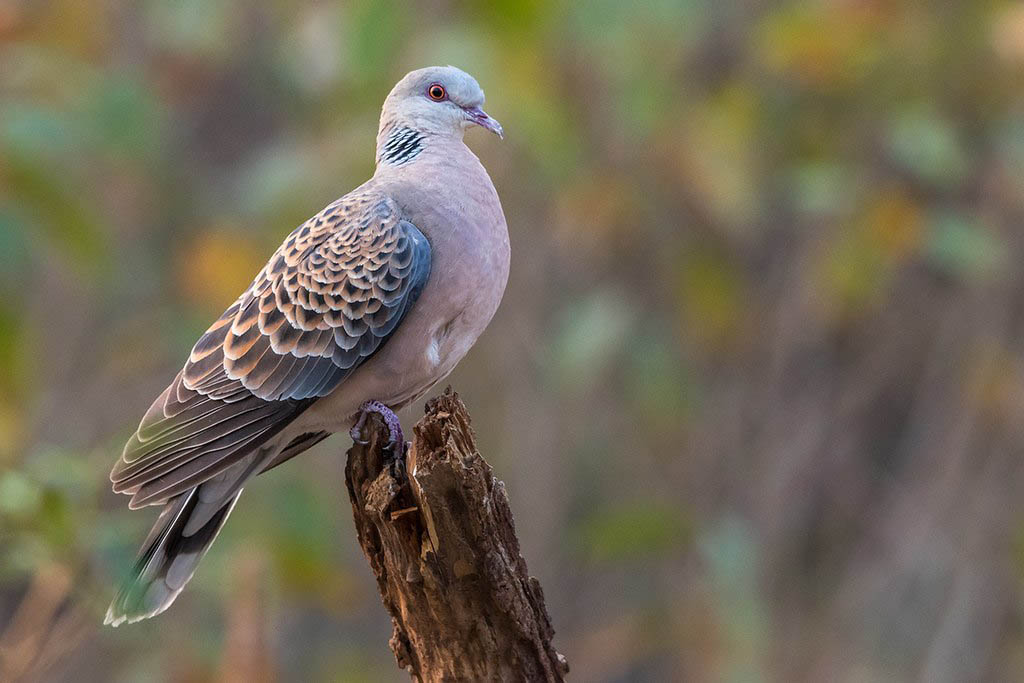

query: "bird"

left=104, top=66, right=509, bottom=626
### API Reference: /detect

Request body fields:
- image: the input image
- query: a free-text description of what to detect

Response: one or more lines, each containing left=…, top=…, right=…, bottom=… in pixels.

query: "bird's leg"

left=349, top=400, right=406, bottom=477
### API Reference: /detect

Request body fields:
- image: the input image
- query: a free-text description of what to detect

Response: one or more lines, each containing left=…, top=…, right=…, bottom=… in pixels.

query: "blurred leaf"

left=221, top=474, right=356, bottom=606
left=699, top=516, right=769, bottom=683
left=506, top=80, right=584, bottom=182
left=82, top=73, right=164, bottom=157
left=0, top=402, right=23, bottom=464
left=886, top=108, right=970, bottom=188
left=0, top=302, right=29, bottom=458
left=925, top=211, right=1006, bottom=279
left=347, top=0, right=406, bottom=84
left=0, top=43, right=97, bottom=97
left=548, top=290, right=633, bottom=392
left=469, top=0, right=547, bottom=36
left=788, top=162, right=861, bottom=217
left=677, top=247, right=745, bottom=349
left=553, top=173, right=632, bottom=250
left=0, top=470, right=43, bottom=518
left=678, top=85, right=761, bottom=228
left=0, top=102, right=85, bottom=161
left=233, top=142, right=310, bottom=215
left=38, top=488, right=75, bottom=549
left=23, top=446, right=98, bottom=499
left=756, top=3, right=882, bottom=88
left=566, top=0, right=700, bottom=137
left=579, top=501, right=690, bottom=562
left=626, top=331, right=695, bottom=433
left=0, top=209, right=32, bottom=284
left=144, top=0, right=239, bottom=60
left=567, top=0, right=710, bottom=65
left=0, top=303, right=25, bottom=389
left=314, top=647, right=388, bottom=683
left=824, top=189, right=924, bottom=315
left=996, top=115, right=1024, bottom=188
left=0, top=536, right=49, bottom=577
left=177, top=227, right=269, bottom=315
left=865, top=190, right=924, bottom=260
left=1, top=151, right=107, bottom=272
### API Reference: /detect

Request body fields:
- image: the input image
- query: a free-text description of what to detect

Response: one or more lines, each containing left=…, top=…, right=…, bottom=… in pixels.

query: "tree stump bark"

left=344, top=388, right=568, bottom=682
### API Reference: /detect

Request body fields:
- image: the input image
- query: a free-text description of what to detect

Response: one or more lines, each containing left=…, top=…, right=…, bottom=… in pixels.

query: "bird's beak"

left=463, top=106, right=504, bottom=139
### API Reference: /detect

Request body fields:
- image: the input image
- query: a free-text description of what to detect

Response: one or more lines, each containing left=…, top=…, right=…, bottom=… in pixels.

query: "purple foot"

left=349, top=400, right=405, bottom=460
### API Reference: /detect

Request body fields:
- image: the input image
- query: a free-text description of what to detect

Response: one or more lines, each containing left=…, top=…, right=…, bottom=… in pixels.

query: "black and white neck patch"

left=378, top=127, right=425, bottom=166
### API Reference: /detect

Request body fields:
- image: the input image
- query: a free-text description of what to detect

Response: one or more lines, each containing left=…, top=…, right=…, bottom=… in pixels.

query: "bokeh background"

left=4, top=0, right=1024, bottom=680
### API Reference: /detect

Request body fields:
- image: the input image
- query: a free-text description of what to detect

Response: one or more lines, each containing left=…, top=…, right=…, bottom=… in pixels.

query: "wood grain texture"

left=344, top=389, right=567, bottom=682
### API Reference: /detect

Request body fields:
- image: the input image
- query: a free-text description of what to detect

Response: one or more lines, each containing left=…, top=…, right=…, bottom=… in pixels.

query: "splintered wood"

left=344, top=389, right=567, bottom=682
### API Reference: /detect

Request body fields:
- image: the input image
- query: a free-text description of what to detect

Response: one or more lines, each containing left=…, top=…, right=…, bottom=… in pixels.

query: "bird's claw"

left=350, top=401, right=405, bottom=472
left=349, top=411, right=371, bottom=444
left=387, top=444, right=407, bottom=480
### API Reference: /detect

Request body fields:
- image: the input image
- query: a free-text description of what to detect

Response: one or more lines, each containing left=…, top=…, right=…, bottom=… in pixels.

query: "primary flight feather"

left=105, top=66, right=509, bottom=626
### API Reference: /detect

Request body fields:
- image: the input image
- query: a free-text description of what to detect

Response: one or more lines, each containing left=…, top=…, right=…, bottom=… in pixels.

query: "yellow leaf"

left=177, top=225, right=267, bottom=314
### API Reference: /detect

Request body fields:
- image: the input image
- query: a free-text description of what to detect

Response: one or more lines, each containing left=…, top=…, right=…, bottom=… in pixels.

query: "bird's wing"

left=111, top=191, right=432, bottom=508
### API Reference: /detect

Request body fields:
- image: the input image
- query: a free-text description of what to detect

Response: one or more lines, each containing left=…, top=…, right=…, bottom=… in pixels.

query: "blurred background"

left=3, top=0, right=1024, bottom=680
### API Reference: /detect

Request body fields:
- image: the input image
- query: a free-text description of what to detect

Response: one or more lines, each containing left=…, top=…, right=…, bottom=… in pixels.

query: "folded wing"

left=111, top=191, right=432, bottom=507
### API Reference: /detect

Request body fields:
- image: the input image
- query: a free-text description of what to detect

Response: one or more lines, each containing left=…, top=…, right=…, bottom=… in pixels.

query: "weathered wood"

left=344, top=389, right=568, bottom=682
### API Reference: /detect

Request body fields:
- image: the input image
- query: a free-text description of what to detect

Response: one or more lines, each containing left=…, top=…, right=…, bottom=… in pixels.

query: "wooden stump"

left=344, top=389, right=568, bottom=682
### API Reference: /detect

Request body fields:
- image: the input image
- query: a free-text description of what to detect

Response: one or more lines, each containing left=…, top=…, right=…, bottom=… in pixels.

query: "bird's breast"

left=355, top=149, right=510, bottom=407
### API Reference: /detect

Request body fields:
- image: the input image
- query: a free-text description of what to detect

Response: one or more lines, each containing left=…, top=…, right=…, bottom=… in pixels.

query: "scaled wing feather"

left=110, top=191, right=432, bottom=507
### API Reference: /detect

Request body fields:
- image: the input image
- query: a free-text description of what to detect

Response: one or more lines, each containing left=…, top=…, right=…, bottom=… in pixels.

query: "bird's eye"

left=427, top=84, right=447, bottom=101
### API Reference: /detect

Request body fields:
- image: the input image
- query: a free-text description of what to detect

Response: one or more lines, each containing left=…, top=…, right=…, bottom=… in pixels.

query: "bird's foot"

left=349, top=411, right=372, bottom=445
left=350, top=400, right=406, bottom=476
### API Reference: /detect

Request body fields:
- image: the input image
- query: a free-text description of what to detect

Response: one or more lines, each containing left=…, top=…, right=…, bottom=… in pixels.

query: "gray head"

left=379, top=66, right=503, bottom=140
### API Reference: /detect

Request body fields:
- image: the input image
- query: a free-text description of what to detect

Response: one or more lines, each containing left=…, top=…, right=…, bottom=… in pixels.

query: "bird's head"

left=380, top=66, right=503, bottom=140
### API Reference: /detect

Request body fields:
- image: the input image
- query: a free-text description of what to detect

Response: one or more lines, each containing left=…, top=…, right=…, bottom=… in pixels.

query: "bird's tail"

left=104, top=487, right=241, bottom=626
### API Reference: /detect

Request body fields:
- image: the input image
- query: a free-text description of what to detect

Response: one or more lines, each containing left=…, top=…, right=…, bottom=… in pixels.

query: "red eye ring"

left=427, top=83, right=447, bottom=101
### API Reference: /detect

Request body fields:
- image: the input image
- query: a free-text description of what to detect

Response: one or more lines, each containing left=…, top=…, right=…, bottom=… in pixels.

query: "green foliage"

left=548, top=290, right=632, bottom=393
left=578, top=501, right=690, bottom=562
left=925, top=211, right=1007, bottom=279
left=886, top=107, right=970, bottom=188
left=2, top=151, right=107, bottom=271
